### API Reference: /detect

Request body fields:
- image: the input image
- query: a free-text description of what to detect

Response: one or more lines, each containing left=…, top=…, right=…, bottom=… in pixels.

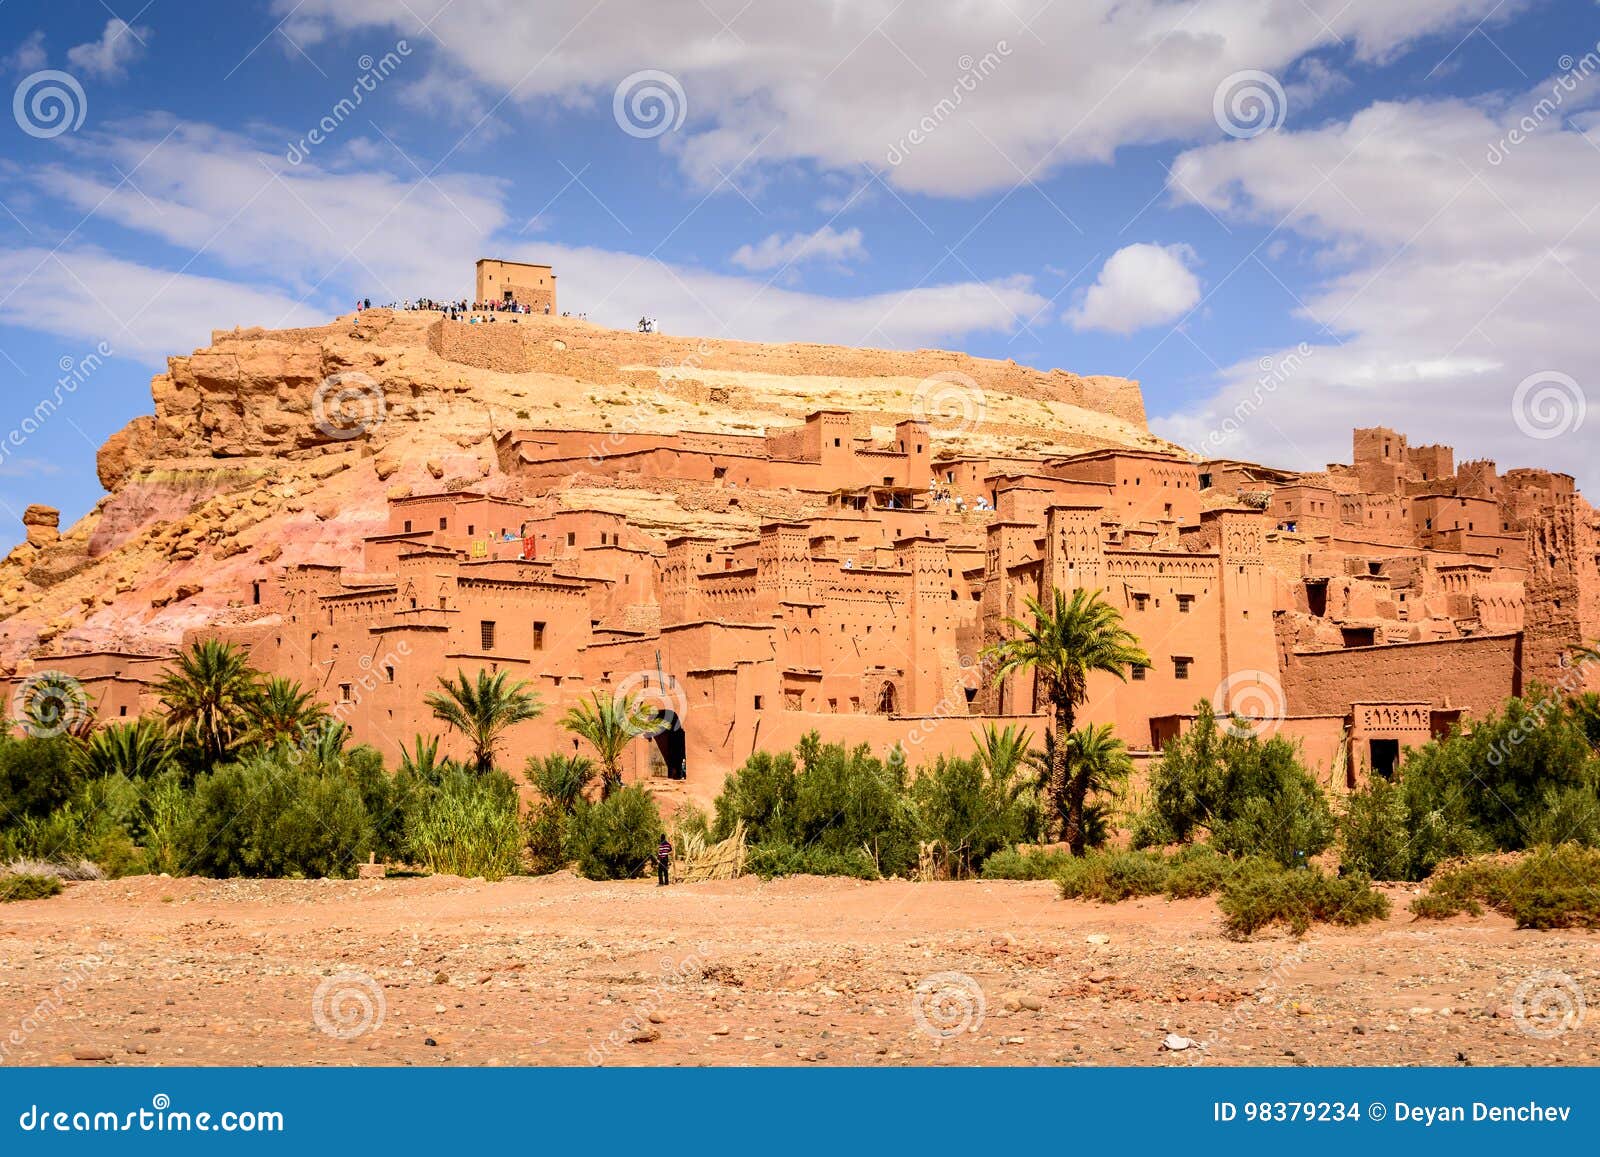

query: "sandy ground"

left=0, top=873, right=1594, bottom=1067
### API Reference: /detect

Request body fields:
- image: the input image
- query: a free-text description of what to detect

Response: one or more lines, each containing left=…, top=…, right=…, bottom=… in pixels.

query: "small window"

left=1133, top=593, right=1149, bottom=612
left=1176, top=595, right=1194, bottom=613
left=481, top=620, right=497, bottom=651
left=468, top=525, right=475, bottom=536
left=833, top=438, right=841, bottom=447
left=440, top=517, right=448, bottom=531
left=1173, top=657, right=1191, bottom=681
left=753, top=695, right=764, bottom=710
left=119, top=705, right=128, bottom=717
left=385, top=665, right=396, bottom=683
left=404, top=519, right=413, bottom=533
left=252, top=581, right=262, bottom=606
left=533, top=621, right=546, bottom=650
left=567, top=532, right=576, bottom=547
left=339, top=683, right=354, bottom=703
left=1130, top=665, right=1145, bottom=682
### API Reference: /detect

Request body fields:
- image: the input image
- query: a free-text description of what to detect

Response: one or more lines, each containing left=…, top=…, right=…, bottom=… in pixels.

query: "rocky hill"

left=0, top=309, right=1170, bottom=672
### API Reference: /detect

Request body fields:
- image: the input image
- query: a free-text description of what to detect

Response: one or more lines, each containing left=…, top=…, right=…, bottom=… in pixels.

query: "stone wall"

left=1281, top=633, right=1522, bottom=719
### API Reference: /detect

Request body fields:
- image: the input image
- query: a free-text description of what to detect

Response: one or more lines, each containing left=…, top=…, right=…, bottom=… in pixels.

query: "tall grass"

left=404, top=771, right=523, bottom=880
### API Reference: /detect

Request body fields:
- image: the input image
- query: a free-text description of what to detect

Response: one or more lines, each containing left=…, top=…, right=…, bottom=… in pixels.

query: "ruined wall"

left=1281, top=633, right=1522, bottom=719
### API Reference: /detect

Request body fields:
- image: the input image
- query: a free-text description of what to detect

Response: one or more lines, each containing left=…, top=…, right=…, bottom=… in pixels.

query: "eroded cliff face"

left=0, top=309, right=1166, bottom=673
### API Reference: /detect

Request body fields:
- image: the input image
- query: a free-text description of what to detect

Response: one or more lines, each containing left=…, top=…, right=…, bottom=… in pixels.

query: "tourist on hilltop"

left=656, top=834, right=673, bottom=887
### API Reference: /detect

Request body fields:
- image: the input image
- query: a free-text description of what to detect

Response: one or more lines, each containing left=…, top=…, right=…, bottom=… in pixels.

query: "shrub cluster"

left=712, top=732, right=1038, bottom=879
left=0, top=873, right=62, bottom=902
left=1216, top=858, right=1389, bottom=938
left=1411, top=845, right=1600, bottom=929
left=1339, top=688, right=1600, bottom=881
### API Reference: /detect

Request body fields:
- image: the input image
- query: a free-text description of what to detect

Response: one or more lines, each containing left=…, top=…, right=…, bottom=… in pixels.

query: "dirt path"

left=0, top=874, right=1593, bottom=1066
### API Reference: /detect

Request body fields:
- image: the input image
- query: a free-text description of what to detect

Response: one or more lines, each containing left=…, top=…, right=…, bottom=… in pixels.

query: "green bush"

left=0, top=873, right=63, bottom=902
left=712, top=749, right=798, bottom=844
left=1133, top=701, right=1335, bottom=867
left=1338, top=773, right=1412, bottom=879
left=566, top=784, right=661, bottom=881
left=1163, top=844, right=1229, bottom=898
left=1056, top=850, right=1170, bottom=902
left=1412, top=846, right=1600, bottom=929
left=0, top=735, right=82, bottom=824
left=404, top=770, right=523, bottom=880
left=909, top=753, right=1033, bottom=877
left=1382, top=689, right=1600, bottom=880
left=176, top=752, right=375, bottom=878
left=745, top=842, right=880, bottom=880
left=1217, top=857, right=1389, bottom=938
left=980, top=848, right=1074, bottom=881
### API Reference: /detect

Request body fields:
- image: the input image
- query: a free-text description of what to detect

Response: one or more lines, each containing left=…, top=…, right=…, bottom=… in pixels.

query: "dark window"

left=533, top=622, right=546, bottom=650
left=567, top=532, right=576, bottom=547
left=1131, top=665, right=1145, bottom=682
left=404, top=520, right=412, bottom=532
left=1369, top=738, right=1400, bottom=779
left=339, top=683, right=354, bottom=703
left=753, top=695, right=764, bottom=710
left=439, top=517, right=448, bottom=531
left=481, top=620, right=497, bottom=651
left=1173, top=657, right=1191, bottom=680
left=385, top=665, right=396, bottom=683
left=1177, top=594, right=1193, bottom=613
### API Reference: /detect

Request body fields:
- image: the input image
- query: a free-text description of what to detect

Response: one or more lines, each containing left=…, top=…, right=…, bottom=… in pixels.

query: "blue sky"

left=2, top=0, right=1598, bottom=551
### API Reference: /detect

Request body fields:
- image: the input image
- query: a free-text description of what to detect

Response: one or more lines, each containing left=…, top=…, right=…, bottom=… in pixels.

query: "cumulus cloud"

left=66, top=19, right=150, bottom=81
left=4, top=31, right=47, bottom=75
left=1155, top=77, right=1600, bottom=490
left=0, top=247, right=325, bottom=362
left=9, top=119, right=1042, bottom=354
left=729, top=226, right=865, bottom=272
left=273, top=0, right=1515, bottom=196
left=1067, top=242, right=1200, bottom=334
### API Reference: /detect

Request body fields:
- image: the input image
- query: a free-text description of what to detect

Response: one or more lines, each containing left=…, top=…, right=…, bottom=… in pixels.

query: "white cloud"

left=66, top=19, right=149, bottom=81
left=1067, top=242, right=1200, bottom=334
left=729, top=226, right=865, bottom=272
left=4, top=31, right=47, bottom=75
left=1156, top=79, right=1600, bottom=490
left=8, top=119, right=1042, bottom=354
left=0, top=247, right=325, bottom=362
left=273, top=0, right=1516, bottom=197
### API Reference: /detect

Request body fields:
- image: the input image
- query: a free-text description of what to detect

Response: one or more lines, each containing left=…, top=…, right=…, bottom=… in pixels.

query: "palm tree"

left=524, top=752, right=598, bottom=814
left=424, top=669, right=542, bottom=775
left=244, top=677, right=329, bottom=750
left=561, top=691, right=654, bottom=798
left=155, top=640, right=264, bottom=769
left=984, top=587, right=1149, bottom=852
left=973, top=722, right=1034, bottom=786
left=1063, top=723, right=1134, bottom=853
left=71, top=717, right=175, bottom=780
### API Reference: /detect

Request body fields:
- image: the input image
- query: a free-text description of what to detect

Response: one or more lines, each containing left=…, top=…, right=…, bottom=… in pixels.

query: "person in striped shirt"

left=656, top=835, right=672, bottom=887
